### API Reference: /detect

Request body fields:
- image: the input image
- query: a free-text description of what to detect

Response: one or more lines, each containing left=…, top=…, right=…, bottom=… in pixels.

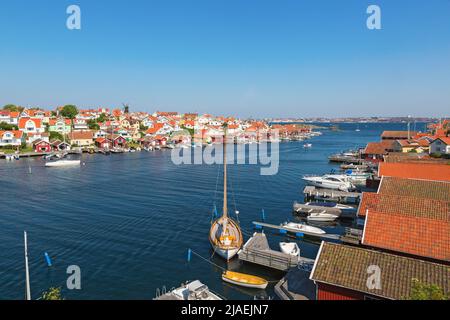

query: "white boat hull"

left=213, top=246, right=239, bottom=260
left=306, top=213, right=338, bottom=222
left=45, top=160, right=81, bottom=167
left=279, top=242, right=300, bottom=257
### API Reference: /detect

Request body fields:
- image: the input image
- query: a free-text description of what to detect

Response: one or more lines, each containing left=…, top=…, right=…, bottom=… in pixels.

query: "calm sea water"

left=0, top=122, right=417, bottom=300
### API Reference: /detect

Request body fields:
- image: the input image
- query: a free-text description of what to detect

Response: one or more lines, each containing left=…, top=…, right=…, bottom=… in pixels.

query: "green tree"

left=49, top=131, right=64, bottom=142
left=97, top=113, right=107, bottom=123
left=40, top=287, right=64, bottom=300
left=3, top=104, right=18, bottom=111
left=87, top=119, right=100, bottom=130
left=0, top=122, right=19, bottom=130
left=60, top=105, right=78, bottom=120
left=407, top=279, right=449, bottom=300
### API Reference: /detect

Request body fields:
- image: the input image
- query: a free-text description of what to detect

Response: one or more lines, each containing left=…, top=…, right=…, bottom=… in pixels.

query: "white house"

left=0, top=130, right=24, bottom=147
left=429, top=137, right=450, bottom=155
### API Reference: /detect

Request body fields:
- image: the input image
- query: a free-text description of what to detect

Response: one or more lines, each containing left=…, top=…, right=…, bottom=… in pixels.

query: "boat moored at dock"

left=302, top=174, right=355, bottom=191
left=279, top=242, right=300, bottom=257
left=222, top=271, right=268, bottom=290
left=281, top=222, right=326, bottom=235
left=154, top=280, right=222, bottom=300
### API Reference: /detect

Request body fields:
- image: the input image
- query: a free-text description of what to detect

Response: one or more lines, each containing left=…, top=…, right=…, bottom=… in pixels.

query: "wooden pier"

left=303, top=186, right=362, bottom=204
left=238, top=233, right=314, bottom=271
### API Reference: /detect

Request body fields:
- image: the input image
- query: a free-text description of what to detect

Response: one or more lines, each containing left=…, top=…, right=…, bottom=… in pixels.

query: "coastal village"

left=0, top=105, right=316, bottom=159
left=1, top=104, right=449, bottom=301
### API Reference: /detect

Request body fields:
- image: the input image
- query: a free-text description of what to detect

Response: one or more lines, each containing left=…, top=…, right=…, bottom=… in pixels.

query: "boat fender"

left=296, top=233, right=304, bottom=238
left=187, top=248, right=192, bottom=262
left=279, top=229, right=287, bottom=234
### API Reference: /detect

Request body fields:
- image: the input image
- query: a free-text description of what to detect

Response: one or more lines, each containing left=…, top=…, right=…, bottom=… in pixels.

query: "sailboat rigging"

left=209, top=127, right=243, bottom=260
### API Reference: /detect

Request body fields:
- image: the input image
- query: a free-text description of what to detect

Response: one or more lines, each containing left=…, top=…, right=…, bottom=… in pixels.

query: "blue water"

left=0, top=122, right=414, bottom=300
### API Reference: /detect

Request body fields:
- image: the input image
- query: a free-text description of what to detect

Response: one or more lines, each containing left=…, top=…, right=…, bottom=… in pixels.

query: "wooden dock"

left=238, top=233, right=314, bottom=271
left=252, top=221, right=341, bottom=240
left=303, top=186, right=362, bottom=204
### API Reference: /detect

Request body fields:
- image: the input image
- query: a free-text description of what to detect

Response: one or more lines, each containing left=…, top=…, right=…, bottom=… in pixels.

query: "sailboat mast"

left=223, top=127, right=228, bottom=219
left=24, top=231, right=31, bottom=300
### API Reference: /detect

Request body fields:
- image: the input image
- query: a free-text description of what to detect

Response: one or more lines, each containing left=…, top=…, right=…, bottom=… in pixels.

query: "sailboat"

left=209, top=128, right=243, bottom=260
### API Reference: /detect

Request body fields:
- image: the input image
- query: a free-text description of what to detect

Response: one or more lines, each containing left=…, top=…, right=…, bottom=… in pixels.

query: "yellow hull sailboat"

left=222, top=271, right=268, bottom=289
left=209, top=126, right=243, bottom=260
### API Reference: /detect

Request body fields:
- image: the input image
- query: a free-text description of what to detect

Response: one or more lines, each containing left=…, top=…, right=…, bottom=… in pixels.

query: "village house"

left=361, top=140, right=396, bottom=162
left=68, top=130, right=94, bottom=147
left=72, top=118, right=88, bottom=131
left=95, top=137, right=112, bottom=149
left=51, top=140, right=71, bottom=151
left=310, top=242, right=450, bottom=300
left=0, top=110, right=20, bottom=125
left=33, top=139, right=52, bottom=153
left=48, top=118, right=72, bottom=134
left=0, top=130, right=24, bottom=147
left=18, top=118, right=45, bottom=135
left=111, top=134, right=127, bottom=148
left=429, top=137, right=450, bottom=155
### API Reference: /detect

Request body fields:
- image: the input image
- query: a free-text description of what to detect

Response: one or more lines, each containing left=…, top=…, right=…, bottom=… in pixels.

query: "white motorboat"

left=306, top=212, right=338, bottom=222
left=45, top=159, right=81, bottom=167
left=154, top=280, right=222, bottom=300
left=279, top=242, right=300, bottom=257
left=303, top=143, right=312, bottom=148
left=302, top=174, right=354, bottom=191
left=304, top=201, right=354, bottom=211
left=282, top=222, right=326, bottom=235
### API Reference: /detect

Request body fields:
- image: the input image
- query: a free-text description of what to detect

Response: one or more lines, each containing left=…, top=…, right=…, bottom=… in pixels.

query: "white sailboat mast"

left=24, top=231, right=31, bottom=300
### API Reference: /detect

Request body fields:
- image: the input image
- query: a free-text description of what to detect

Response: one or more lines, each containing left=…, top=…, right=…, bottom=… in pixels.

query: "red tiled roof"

left=363, top=209, right=450, bottom=261
left=18, top=117, right=42, bottom=129
left=378, top=162, right=450, bottom=181
left=378, top=177, right=450, bottom=201
left=0, top=130, right=23, bottom=139
left=357, top=192, right=379, bottom=217
left=432, top=137, right=450, bottom=145
left=68, top=130, right=93, bottom=140
left=146, top=123, right=164, bottom=134
left=363, top=140, right=395, bottom=155
left=381, top=131, right=417, bottom=139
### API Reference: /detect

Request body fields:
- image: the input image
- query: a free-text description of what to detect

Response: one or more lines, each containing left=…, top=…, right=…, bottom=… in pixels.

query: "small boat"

left=279, top=242, right=300, bottom=257
left=282, top=222, right=325, bottom=235
left=45, top=159, right=81, bottom=167
left=304, top=201, right=354, bottom=210
left=222, top=271, right=268, bottom=290
left=303, top=143, right=312, bottom=148
left=302, top=174, right=354, bottom=191
left=306, top=212, right=338, bottom=222
left=154, top=280, right=222, bottom=300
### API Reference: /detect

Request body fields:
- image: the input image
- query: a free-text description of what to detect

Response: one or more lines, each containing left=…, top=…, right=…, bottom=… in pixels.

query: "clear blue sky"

left=1, top=0, right=449, bottom=118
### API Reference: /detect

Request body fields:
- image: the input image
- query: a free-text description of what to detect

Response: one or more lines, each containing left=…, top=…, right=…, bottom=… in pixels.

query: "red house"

left=33, top=139, right=52, bottom=153
left=95, top=137, right=112, bottom=149
left=112, top=134, right=127, bottom=148
left=310, top=242, right=450, bottom=300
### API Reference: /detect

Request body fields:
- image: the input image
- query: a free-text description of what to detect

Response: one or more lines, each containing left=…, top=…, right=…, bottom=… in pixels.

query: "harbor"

left=2, top=121, right=449, bottom=300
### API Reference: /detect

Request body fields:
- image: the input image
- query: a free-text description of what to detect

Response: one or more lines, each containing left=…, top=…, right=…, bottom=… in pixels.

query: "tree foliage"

left=407, top=279, right=449, bottom=300
left=0, top=122, right=19, bottom=130
left=40, top=287, right=64, bottom=300
left=49, top=131, right=64, bottom=142
left=2, top=104, right=20, bottom=112
left=97, top=113, right=107, bottom=123
left=60, top=105, right=78, bottom=119
left=87, top=119, right=100, bottom=130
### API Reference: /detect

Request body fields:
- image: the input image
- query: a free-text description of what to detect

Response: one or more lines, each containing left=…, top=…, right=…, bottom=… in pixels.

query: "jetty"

left=303, top=186, right=362, bottom=204
left=328, top=155, right=364, bottom=164
left=238, top=233, right=314, bottom=271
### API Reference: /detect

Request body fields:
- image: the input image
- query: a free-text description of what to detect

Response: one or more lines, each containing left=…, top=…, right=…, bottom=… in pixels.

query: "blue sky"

left=0, top=0, right=449, bottom=118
